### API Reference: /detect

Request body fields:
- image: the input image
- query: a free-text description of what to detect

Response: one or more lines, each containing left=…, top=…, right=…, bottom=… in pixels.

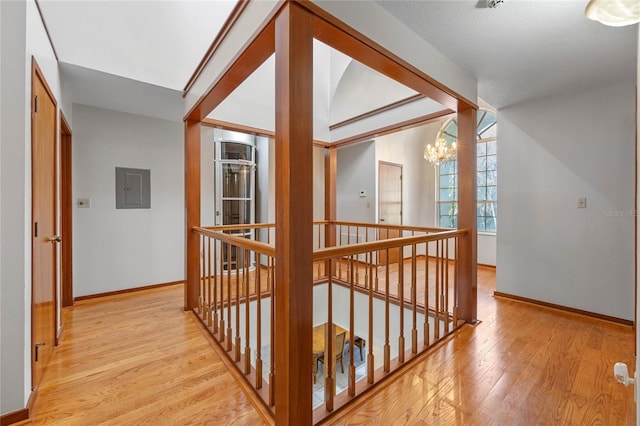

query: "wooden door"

left=378, top=162, right=402, bottom=265
left=31, top=62, right=58, bottom=389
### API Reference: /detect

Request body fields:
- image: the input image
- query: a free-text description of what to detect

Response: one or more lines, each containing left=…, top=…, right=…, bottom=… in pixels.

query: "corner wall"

left=1, top=0, right=68, bottom=414
left=497, top=80, right=636, bottom=320
left=72, top=104, right=184, bottom=297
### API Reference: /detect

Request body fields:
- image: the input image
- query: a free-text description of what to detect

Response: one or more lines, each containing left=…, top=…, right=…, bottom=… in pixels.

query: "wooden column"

left=274, top=3, right=313, bottom=424
left=325, top=146, right=337, bottom=250
left=184, top=120, right=201, bottom=311
left=456, top=106, right=477, bottom=323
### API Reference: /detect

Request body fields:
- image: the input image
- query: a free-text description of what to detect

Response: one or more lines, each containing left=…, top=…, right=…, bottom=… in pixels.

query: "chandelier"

left=424, top=138, right=457, bottom=167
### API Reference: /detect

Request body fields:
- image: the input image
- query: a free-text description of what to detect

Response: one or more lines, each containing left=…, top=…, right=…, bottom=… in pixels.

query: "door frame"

left=30, top=58, right=58, bottom=389
left=60, top=112, right=73, bottom=310
left=377, top=161, right=403, bottom=265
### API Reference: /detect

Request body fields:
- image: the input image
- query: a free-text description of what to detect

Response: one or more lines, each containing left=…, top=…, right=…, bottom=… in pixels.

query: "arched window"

left=437, top=109, right=497, bottom=232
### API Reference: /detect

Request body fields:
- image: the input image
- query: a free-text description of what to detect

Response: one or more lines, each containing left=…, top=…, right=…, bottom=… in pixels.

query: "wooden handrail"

left=193, top=227, right=276, bottom=257
left=202, top=220, right=450, bottom=234
left=313, top=230, right=467, bottom=261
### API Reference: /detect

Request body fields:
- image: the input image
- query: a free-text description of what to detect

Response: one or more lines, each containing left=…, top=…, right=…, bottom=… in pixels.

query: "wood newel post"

left=184, top=119, right=201, bottom=311
left=456, top=106, right=477, bottom=323
left=275, top=3, right=314, bottom=424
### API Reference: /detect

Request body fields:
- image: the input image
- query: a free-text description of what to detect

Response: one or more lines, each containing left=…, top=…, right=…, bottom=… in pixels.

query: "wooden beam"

left=329, top=94, right=425, bottom=131
left=184, top=120, right=201, bottom=310
left=185, top=18, right=276, bottom=122
left=456, top=106, right=477, bottom=323
left=274, top=2, right=314, bottom=424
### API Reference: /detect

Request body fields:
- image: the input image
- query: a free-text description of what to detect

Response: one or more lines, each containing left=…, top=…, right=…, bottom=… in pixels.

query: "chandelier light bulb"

left=424, top=138, right=457, bottom=167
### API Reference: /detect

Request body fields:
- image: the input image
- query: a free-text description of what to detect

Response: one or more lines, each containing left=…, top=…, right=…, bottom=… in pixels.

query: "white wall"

left=72, top=104, right=184, bottom=297
left=375, top=123, right=439, bottom=227
left=635, top=24, right=639, bottom=426
left=337, top=141, right=376, bottom=223
left=1, top=0, right=68, bottom=414
left=497, top=80, right=635, bottom=320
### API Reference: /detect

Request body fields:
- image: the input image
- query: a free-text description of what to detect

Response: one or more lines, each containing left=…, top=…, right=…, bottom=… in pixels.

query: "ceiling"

left=39, top=0, right=236, bottom=91
left=377, top=0, right=638, bottom=109
left=38, top=0, right=637, bottom=119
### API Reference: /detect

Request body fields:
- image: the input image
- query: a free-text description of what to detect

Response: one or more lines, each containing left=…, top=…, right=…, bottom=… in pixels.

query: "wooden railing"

left=193, top=221, right=467, bottom=422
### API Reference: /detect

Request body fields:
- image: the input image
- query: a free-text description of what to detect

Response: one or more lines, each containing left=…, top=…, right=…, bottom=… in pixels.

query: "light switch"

left=78, top=198, right=91, bottom=208
left=577, top=197, right=587, bottom=209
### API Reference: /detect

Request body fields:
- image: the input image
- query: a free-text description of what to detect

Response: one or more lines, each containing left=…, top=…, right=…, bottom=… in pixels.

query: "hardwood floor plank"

left=19, top=284, right=266, bottom=425
left=327, top=266, right=635, bottom=425
left=16, top=266, right=634, bottom=425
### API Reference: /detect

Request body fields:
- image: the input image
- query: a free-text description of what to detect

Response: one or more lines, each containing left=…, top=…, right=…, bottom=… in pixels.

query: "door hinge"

left=34, top=95, right=38, bottom=113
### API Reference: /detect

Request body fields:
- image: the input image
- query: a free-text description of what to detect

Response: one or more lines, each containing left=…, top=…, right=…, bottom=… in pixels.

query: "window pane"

left=487, top=140, right=497, bottom=155
left=440, top=188, right=457, bottom=201
left=477, top=216, right=486, bottom=232
left=486, top=154, right=497, bottom=171
left=477, top=155, right=487, bottom=172
left=439, top=203, right=455, bottom=216
left=485, top=217, right=496, bottom=232
left=221, top=142, right=252, bottom=161
left=477, top=202, right=485, bottom=216
left=477, top=171, right=486, bottom=187
left=486, top=186, right=497, bottom=201
left=440, top=161, right=454, bottom=175
left=477, top=142, right=486, bottom=156
left=486, top=202, right=497, bottom=218
left=487, top=170, right=497, bottom=186
left=222, top=164, right=252, bottom=198
left=477, top=186, right=486, bottom=200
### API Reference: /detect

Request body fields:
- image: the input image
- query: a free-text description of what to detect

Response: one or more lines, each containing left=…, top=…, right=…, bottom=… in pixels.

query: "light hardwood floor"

left=18, top=285, right=266, bottom=425
left=19, top=266, right=635, bottom=425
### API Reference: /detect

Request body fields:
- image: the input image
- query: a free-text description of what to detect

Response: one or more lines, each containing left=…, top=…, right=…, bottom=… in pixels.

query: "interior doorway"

left=31, top=60, right=58, bottom=389
left=60, top=113, right=73, bottom=309
left=378, top=161, right=402, bottom=264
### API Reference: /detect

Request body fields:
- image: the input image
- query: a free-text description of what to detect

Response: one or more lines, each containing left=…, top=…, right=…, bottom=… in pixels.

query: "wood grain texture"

left=15, top=284, right=266, bottom=426
left=274, top=3, right=314, bottom=423
left=324, top=266, right=636, bottom=425
left=60, top=112, right=73, bottom=308
left=184, top=120, right=201, bottom=310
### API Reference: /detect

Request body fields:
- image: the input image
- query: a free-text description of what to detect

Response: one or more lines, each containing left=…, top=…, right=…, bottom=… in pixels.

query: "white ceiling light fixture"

left=585, top=0, right=640, bottom=27
left=487, top=0, right=503, bottom=8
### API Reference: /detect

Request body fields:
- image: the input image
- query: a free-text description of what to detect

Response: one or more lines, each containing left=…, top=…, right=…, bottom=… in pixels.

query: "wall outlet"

left=78, top=198, right=91, bottom=208
left=577, top=197, right=587, bottom=209
left=359, top=190, right=367, bottom=198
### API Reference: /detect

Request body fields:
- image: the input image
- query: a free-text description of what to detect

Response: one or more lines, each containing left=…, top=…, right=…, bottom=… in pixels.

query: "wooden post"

left=274, top=3, right=313, bottom=424
left=456, top=106, right=477, bottom=323
left=325, top=146, right=337, bottom=275
left=184, top=120, right=201, bottom=311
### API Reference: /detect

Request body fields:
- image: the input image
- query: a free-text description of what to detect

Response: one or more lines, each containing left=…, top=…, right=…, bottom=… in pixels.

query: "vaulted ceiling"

left=38, top=0, right=637, bottom=124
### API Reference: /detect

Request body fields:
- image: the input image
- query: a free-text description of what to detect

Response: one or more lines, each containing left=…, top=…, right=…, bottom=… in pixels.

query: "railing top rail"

left=328, top=220, right=454, bottom=233
left=193, top=227, right=276, bottom=257
left=203, top=220, right=451, bottom=234
left=312, top=229, right=467, bottom=261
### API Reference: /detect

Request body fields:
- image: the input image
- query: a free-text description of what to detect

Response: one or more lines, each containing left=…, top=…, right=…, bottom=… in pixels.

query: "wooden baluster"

left=244, top=248, right=251, bottom=374
left=398, top=243, right=405, bottom=364
left=317, top=223, right=321, bottom=279
left=256, top=253, right=263, bottom=390
left=367, top=251, right=375, bottom=384
left=325, top=259, right=335, bottom=411
left=364, top=229, right=369, bottom=289
left=434, top=240, right=440, bottom=341
left=453, top=237, right=459, bottom=326
left=444, top=238, right=450, bottom=334
left=384, top=249, right=390, bottom=373
left=207, top=238, right=212, bottom=326
left=199, top=236, right=204, bottom=315
left=219, top=243, right=226, bottom=344
left=213, top=239, right=218, bottom=334
left=269, top=254, right=275, bottom=407
left=355, top=227, right=359, bottom=285
left=349, top=255, right=355, bottom=396
left=235, top=244, right=241, bottom=362
left=226, top=243, right=232, bottom=351
left=411, top=244, right=417, bottom=354
left=424, top=241, right=430, bottom=347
